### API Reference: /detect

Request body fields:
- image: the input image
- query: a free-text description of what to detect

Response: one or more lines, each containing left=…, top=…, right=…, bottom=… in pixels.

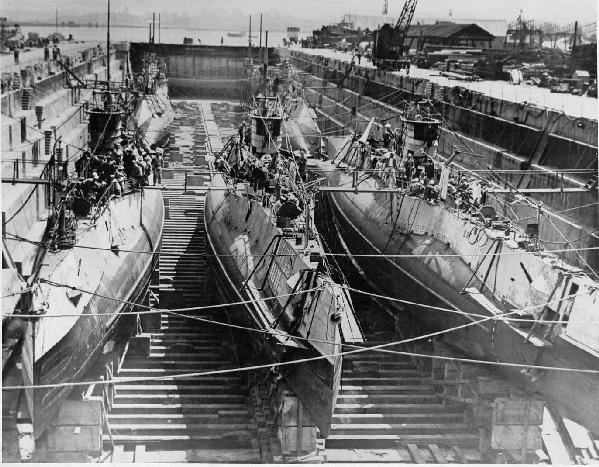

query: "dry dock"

left=3, top=38, right=598, bottom=463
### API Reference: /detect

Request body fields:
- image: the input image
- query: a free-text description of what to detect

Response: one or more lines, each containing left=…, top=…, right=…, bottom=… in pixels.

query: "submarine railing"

left=4, top=177, right=593, bottom=195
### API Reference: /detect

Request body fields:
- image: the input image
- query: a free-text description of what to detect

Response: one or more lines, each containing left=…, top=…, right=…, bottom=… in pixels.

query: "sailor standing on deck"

left=298, top=149, right=308, bottom=181
left=107, top=175, right=122, bottom=198
left=113, top=143, right=123, bottom=165
left=143, top=155, right=153, bottom=185
left=383, top=123, right=394, bottom=148
left=75, top=151, right=91, bottom=178
left=115, top=165, right=126, bottom=194
left=132, top=159, right=144, bottom=190
left=251, top=157, right=265, bottom=192
left=288, top=155, right=298, bottom=191
left=152, top=147, right=164, bottom=186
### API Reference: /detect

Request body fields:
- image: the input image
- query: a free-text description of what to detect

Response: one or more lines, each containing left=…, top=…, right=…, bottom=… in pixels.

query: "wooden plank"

left=47, top=425, right=101, bottom=453
left=52, top=399, right=103, bottom=426
left=331, top=423, right=471, bottom=431
left=493, top=398, right=544, bottom=425
left=144, top=449, right=261, bottom=463
left=134, top=444, right=145, bottom=463
left=428, top=444, right=447, bottom=463
left=472, top=376, right=512, bottom=397
left=111, top=445, right=125, bottom=463
left=296, top=401, right=304, bottom=458
left=491, top=425, right=542, bottom=451
left=406, top=443, right=427, bottom=464
left=451, top=445, right=466, bottom=463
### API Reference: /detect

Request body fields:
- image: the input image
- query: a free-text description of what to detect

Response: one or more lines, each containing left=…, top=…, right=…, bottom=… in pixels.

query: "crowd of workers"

left=71, top=134, right=165, bottom=209
left=214, top=126, right=309, bottom=223
left=331, top=121, right=489, bottom=210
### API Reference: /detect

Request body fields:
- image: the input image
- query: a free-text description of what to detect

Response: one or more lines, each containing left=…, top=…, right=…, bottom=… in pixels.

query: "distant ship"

left=205, top=93, right=362, bottom=435
left=227, top=31, right=246, bottom=38
left=312, top=17, right=367, bottom=47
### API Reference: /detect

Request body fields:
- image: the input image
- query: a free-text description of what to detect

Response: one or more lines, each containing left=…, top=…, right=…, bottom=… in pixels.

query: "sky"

left=2, top=0, right=597, bottom=27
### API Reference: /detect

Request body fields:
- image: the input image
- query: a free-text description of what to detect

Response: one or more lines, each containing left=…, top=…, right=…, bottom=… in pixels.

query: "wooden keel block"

left=48, top=399, right=103, bottom=454
left=277, top=426, right=317, bottom=455
left=141, top=309, right=161, bottom=332
left=127, top=334, right=151, bottom=357
left=169, top=152, right=183, bottom=162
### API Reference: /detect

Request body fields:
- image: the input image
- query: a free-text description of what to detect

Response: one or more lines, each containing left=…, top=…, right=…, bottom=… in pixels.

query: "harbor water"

left=19, top=25, right=300, bottom=47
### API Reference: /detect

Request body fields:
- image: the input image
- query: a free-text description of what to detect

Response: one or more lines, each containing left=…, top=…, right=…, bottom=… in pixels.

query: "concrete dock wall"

left=1, top=51, right=116, bottom=119
left=292, top=51, right=597, bottom=146
left=292, top=55, right=597, bottom=178
left=2, top=57, right=123, bottom=279
left=130, top=43, right=275, bottom=99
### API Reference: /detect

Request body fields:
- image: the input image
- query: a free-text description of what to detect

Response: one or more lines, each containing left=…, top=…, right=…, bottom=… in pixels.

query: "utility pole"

left=158, top=13, right=161, bottom=44
left=106, top=0, right=111, bottom=88
left=247, top=15, right=252, bottom=62
left=55, top=8, right=58, bottom=33
left=264, top=30, right=268, bottom=95
left=259, top=13, right=263, bottom=62
left=152, top=12, right=156, bottom=44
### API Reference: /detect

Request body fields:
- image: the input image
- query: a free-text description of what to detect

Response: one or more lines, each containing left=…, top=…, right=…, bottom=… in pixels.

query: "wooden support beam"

left=451, top=445, right=467, bottom=463
left=1, top=178, right=51, bottom=185
left=406, top=443, right=426, bottom=464
left=111, top=445, right=125, bottom=463
left=428, top=443, right=447, bottom=463
left=134, top=444, right=145, bottom=463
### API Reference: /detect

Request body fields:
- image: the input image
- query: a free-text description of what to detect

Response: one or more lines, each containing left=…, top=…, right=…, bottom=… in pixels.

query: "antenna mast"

left=106, top=0, right=111, bottom=88
left=247, top=15, right=252, bottom=62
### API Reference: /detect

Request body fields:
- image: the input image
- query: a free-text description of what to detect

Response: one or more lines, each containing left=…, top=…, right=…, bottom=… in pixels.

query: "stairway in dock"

left=103, top=101, right=261, bottom=463
left=321, top=329, right=485, bottom=464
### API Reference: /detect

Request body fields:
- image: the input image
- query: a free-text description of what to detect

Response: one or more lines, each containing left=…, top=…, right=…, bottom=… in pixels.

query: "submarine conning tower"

left=395, top=111, right=441, bottom=160
left=250, top=95, right=283, bottom=155
left=87, top=90, right=124, bottom=154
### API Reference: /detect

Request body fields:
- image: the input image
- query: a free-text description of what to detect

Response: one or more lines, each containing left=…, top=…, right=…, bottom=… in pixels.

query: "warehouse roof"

left=405, top=22, right=495, bottom=40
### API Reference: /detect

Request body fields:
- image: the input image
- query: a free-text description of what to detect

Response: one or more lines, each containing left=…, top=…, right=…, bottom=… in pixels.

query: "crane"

left=372, top=0, right=418, bottom=72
